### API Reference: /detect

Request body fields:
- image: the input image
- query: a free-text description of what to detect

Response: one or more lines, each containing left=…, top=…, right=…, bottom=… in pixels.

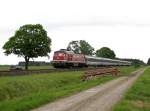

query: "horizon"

left=0, top=0, right=150, bottom=65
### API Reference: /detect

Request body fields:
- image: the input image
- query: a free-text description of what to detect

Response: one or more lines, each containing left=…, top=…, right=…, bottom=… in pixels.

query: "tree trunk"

left=25, top=56, right=29, bottom=70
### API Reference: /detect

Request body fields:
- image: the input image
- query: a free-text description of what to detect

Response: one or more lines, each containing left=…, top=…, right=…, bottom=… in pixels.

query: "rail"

left=0, top=67, right=102, bottom=77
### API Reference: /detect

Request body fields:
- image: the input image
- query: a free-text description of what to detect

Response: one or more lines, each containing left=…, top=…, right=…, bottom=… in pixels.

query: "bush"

left=134, top=64, right=141, bottom=68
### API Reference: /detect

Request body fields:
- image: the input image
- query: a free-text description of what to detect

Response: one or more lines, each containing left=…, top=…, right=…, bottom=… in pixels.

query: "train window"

left=58, top=53, right=65, bottom=56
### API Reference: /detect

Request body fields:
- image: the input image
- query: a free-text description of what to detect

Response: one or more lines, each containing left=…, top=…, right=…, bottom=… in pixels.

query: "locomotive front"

left=52, top=50, right=69, bottom=68
left=51, top=49, right=86, bottom=68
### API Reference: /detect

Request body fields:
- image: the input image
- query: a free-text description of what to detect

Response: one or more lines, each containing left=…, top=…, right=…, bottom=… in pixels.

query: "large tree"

left=3, top=24, right=51, bottom=70
left=67, top=41, right=80, bottom=54
left=96, top=47, right=116, bottom=59
left=147, top=58, right=150, bottom=65
left=67, top=40, right=94, bottom=55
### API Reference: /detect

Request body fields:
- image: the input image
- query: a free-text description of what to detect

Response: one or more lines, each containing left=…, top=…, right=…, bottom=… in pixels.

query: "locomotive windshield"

left=54, top=49, right=74, bottom=54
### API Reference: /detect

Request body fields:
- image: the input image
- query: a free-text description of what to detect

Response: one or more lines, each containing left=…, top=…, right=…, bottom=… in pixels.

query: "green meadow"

left=113, top=67, right=150, bottom=111
left=0, top=66, right=139, bottom=111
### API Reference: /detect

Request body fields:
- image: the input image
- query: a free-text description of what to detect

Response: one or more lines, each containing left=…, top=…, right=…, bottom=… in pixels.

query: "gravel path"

left=32, top=68, right=145, bottom=111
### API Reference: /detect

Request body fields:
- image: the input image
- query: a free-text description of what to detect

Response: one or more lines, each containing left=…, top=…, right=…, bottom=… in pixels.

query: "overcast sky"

left=0, top=0, right=150, bottom=65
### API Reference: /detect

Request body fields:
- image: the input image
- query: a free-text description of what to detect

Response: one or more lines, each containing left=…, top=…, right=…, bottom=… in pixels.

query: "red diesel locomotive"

left=52, top=49, right=86, bottom=68
left=51, top=49, right=131, bottom=68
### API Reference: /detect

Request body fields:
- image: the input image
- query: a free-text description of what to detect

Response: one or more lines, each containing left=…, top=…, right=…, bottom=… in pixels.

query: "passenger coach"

left=51, top=49, right=131, bottom=68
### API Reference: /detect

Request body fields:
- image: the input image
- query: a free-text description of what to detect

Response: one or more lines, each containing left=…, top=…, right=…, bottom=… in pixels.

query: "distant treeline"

left=117, top=58, right=145, bottom=65
left=18, top=61, right=51, bottom=66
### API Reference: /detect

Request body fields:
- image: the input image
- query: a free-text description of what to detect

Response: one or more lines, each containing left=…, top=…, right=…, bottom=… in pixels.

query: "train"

left=51, top=49, right=131, bottom=68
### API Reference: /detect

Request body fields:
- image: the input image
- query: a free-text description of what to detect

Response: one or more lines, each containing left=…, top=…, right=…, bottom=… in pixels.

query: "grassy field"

left=28, top=65, right=53, bottom=70
left=113, top=67, right=150, bottom=111
left=0, top=65, right=10, bottom=71
left=0, top=66, right=140, bottom=111
left=118, top=66, right=142, bottom=76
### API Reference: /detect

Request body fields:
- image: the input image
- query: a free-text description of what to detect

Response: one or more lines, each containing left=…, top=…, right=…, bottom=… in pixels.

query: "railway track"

left=0, top=67, right=102, bottom=77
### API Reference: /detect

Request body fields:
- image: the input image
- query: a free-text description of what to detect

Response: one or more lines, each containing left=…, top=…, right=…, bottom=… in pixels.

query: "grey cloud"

left=45, top=21, right=150, bottom=30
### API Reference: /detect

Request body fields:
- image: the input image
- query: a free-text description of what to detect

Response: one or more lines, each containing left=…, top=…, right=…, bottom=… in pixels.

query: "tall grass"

left=0, top=71, right=116, bottom=111
left=113, top=67, right=150, bottom=111
left=118, top=66, right=140, bottom=75
left=0, top=66, right=139, bottom=111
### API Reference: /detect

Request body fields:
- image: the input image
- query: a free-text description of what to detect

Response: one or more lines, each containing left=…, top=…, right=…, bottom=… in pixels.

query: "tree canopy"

left=67, top=40, right=94, bottom=55
left=67, top=41, right=80, bottom=54
left=3, top=24, right=51, bottom=70
left=96, top=47, right=116, bottom=59
left=147, top=58, right=150, bottom=65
